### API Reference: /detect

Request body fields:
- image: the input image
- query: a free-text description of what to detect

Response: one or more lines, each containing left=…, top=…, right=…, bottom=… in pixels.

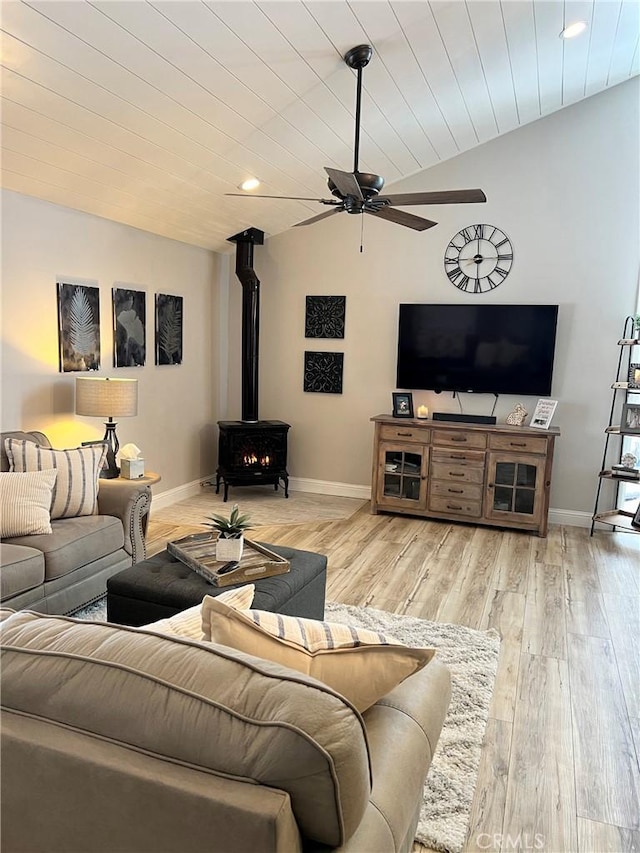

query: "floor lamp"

left=75, top=377, right=138, bottom=479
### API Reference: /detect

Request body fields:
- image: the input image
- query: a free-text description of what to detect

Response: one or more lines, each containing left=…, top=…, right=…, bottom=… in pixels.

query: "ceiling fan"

left=227, top=44, right=486, bottom=231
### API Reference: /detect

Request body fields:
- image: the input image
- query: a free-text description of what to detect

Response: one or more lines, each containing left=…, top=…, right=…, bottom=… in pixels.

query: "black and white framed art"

left=303, top=351, right=344, bottom=394
left=155, top=293, right=183, bottom=365
left=305, top=296, right=346, bottom=339
left=57, top=281, right=101, bottom=372
left=113, top=287, right=146, bottom=367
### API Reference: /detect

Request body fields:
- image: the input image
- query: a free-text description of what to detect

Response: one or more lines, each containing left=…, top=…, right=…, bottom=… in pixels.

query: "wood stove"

left=216, top=420, right=289, bottom=502
left=216, top=228, right=291, bottom=501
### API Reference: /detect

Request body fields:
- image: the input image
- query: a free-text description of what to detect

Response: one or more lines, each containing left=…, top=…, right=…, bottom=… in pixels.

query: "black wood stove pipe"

left=226, top=228, right=265, bottom=423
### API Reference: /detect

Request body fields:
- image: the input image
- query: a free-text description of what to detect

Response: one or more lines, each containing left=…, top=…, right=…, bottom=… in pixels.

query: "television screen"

left=396, top=304, right=558, bottom=396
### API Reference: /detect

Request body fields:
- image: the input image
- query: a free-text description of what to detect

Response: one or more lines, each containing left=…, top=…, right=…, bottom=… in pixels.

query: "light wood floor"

left=147, top=491, right=640, bottom=853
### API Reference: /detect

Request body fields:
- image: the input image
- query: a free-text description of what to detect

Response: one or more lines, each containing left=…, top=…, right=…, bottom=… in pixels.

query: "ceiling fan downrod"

left=344, top=45, right=373, bottom=176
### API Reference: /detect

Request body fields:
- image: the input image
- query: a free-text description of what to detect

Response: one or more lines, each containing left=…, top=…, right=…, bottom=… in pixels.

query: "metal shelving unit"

left=591, top=316, right=640, bottom=535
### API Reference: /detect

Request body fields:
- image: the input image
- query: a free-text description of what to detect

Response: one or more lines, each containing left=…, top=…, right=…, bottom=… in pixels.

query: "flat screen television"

left=396, top=304, right=558, bottom=396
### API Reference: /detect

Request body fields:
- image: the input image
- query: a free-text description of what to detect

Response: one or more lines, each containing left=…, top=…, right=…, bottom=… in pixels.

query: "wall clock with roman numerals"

left=444, top=224, right=513, bottom=293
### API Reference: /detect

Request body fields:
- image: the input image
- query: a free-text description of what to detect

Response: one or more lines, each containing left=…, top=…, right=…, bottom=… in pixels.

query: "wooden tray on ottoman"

left=167, top=532, right=290, bottom=587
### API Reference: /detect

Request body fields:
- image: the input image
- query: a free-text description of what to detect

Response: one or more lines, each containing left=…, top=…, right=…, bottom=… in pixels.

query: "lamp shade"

left=75, top=377, right=138, bottom=419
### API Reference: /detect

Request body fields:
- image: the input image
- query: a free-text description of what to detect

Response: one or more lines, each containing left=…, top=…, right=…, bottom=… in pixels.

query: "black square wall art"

left=113, top=287, right=146, bottom=367
left=304, top=351, right=344, bottom=394
left=57, top=281, right=101, bottom=372
left=155, top=293, right=183, bottom=365
left=305, top=296, right=346, bottom=339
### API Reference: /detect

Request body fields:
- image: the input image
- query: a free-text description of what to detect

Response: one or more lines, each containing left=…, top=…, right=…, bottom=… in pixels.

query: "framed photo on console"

left=530, top=398, right=558, bottom=429
left=392, top=392, right=414, bottom=418
left=632, top=502, right=640, bottom=529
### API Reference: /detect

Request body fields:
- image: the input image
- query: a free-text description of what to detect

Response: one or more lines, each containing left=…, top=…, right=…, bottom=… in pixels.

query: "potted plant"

left=205, top=504, right=253, bottom=562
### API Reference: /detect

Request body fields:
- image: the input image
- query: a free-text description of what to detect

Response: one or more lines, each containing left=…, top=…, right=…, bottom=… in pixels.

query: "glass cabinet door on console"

left=376, top=443, right=428, bottom=510
left=485, top=453, right=546, bottom=526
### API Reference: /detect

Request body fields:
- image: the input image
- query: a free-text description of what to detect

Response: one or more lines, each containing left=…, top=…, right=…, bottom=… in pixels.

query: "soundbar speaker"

left=432, top=412, right=497, bottom=425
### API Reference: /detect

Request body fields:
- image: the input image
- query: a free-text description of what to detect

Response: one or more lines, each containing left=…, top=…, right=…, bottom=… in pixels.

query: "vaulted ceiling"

left=1, top=1, right=638, bottom=253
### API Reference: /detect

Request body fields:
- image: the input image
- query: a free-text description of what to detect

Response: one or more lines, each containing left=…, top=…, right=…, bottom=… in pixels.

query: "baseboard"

left=287, top=477, right=371, bottom=501
left=548, top=508, right=592, bottom=528
left=151, top=476, right=590, bottom=529
left=151, top=477, right=211, bottom=513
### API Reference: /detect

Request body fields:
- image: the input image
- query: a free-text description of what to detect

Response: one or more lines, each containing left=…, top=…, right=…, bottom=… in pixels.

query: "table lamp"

left=75, top=377, right=138, bottom=478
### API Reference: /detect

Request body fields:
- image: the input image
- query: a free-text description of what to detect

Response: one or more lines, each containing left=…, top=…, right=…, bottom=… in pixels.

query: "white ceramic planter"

left=215, top=535, right=244, bottom=562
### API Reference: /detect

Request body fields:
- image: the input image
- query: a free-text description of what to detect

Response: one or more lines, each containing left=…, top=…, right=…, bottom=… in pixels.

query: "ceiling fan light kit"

left=228, top=45, right=487, bottom=233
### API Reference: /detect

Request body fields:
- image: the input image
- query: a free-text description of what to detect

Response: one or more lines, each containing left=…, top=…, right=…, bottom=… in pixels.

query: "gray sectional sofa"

left=1, top=430, right=151, bottom=614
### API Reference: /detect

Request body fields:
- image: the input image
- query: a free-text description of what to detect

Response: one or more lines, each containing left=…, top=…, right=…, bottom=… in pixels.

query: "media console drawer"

left=431, top=461, right=485, bottom=484
left=379, top=425, right=430, bottom=443
left=488, top=434, right=548, bottom=454
left=432, top=429, right=487, bottom=450
left=430, top=481, right=483, bottom=501
left=428, top=495, right=482, bottom=517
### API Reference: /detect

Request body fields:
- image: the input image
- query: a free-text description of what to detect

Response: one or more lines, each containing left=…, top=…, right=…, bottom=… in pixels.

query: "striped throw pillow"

left=142, top=584, right=256, bottom=640
left=0, top=469, right=57, bottom=537
left=202, top=597, right=436, bottom=712
left=4, top=439, right=107, bottom=520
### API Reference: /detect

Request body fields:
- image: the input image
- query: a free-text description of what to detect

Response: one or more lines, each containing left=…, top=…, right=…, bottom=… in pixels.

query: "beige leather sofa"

left=0, top=607, right=451, bottom=852
left=1, top=430, right=151, bottom=614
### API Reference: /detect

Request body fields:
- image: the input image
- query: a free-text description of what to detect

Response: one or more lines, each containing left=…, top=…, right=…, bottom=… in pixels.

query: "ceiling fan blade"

left=324, top=167, right=363, bottom=200
left=293, top=208, right=343, bottom=228
left=365, top=207, right=437, bottom=231
left=380, top=189, right=487, bottom=206
left=225, top=193, right=336, bottom=203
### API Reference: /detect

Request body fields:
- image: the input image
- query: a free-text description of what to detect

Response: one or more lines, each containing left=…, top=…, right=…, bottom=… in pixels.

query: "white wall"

left=1, top=190, right=221, bottom=493
left=233, top=79, right=639, bottom=515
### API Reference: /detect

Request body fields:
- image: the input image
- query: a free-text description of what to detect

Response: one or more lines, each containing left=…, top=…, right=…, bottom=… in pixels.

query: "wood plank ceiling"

left=1, top=1, right=638, bottom=253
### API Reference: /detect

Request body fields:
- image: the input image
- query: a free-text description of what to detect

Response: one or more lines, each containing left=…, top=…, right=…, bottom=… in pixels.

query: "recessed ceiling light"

left=239, top=178, right=260, bottom=191
left=560, top=20, right=588, bottom=39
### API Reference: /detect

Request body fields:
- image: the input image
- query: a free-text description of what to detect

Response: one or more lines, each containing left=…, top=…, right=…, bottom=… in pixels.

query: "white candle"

left=417, top=405, right=429, bottom=419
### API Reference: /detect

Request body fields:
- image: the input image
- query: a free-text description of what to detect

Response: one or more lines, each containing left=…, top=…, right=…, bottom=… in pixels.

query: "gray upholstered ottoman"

left=106, top=543, right=327, bottom=626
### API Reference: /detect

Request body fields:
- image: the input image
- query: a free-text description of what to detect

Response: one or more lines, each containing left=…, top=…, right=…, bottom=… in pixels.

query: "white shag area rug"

left=72, top=597, right=500, bottom=853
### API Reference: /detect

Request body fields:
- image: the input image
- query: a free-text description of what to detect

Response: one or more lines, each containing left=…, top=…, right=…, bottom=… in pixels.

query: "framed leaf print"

left=57, top=281, right=101, bottom=372
left=155, top=293, right=183, bottom=365
left=113, top=287, right=146, bottom=367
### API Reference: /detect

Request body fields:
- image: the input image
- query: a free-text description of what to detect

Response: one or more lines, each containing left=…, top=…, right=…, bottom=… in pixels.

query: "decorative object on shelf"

left=443, top=224, right=513, bottom=293
left=303, top=351, right=344, bottom=393
left=620, top=452, right=638, bottom=469
left=155, top=293, right=183, bottom=365
left=305, top=296, right=346, bottom=339
left=75, top=376, right=138, bottom=478
left=113, top=287, right=146, bottom=367
left=392, top=392, right=414, bottom=418
left=417, top=405, right=429, bottom=419
left=205, top=504, right=253, bottom=562
left=530, top=398, right=558, bottom=430
left=628, top=363, right=640, bottom=389
left=506, top=403, right=528, bottom=426
left=620, top=402, right=640, bottom=434
left=57, top=280, right=101, bottom=372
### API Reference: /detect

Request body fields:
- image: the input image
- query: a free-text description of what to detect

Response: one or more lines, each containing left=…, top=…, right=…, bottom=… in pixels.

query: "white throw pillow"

left=0, top=469, right=57, bottom=537
left=4, top=439, right=107, bottom=520
left=142, top=584, right=256, bottom=641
